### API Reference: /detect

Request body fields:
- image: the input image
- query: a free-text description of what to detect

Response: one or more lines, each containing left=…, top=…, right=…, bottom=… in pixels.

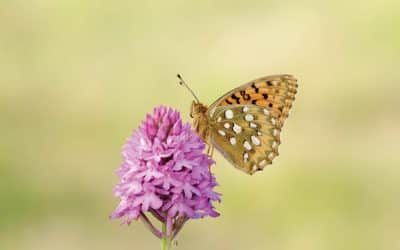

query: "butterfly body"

left=191, top=101, right=210, bottom=142
left=188, top=74, right=298, bottom=175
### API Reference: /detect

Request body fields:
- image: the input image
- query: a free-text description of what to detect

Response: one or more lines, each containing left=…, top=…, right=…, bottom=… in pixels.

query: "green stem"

left=161, top=222, right=172, bottom=250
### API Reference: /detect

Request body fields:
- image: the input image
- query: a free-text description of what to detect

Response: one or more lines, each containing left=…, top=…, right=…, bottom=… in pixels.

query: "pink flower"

left=111, top=106, right=221, bottom=231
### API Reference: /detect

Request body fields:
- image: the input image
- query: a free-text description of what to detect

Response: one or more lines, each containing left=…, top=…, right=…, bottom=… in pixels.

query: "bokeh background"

left=1, top=1, right=399, bottom=250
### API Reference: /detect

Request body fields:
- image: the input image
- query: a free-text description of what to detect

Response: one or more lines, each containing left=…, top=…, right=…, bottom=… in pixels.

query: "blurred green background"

left=1, top=0, right=399, bottom=250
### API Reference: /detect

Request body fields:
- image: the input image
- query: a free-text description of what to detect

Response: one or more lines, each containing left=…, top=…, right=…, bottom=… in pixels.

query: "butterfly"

left=178, top=74, right=298, bottom=175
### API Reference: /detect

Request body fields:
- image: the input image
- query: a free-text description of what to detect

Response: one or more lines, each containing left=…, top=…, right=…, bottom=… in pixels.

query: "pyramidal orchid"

left=111, top=106, right=221, bottom=249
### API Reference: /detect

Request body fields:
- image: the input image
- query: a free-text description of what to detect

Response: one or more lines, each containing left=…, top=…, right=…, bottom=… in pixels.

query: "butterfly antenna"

left=177, top=73, right=200, bottom=103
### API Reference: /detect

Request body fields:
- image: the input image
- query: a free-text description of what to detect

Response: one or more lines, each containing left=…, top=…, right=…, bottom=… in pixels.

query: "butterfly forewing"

left=189, top=74, right=298, bottom=175
left=209, top=105, right=282, bottom=174
left=208, top=74, right=298, bottom=128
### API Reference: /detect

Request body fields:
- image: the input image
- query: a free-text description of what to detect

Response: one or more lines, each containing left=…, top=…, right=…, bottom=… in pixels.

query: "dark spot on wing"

left=251, top=82, right=259, bottom=93
left=231, top=94, right=240, bottom=103
left=262, top=93, right=269, bottom=99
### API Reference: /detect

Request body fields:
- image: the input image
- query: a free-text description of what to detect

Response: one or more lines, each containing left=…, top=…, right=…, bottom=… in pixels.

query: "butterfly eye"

left=189, top=107, right=194, bottom=118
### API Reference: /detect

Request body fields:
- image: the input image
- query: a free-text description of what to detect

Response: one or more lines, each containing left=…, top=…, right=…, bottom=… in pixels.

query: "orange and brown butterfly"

left=178, top=74, right=298, bottom=175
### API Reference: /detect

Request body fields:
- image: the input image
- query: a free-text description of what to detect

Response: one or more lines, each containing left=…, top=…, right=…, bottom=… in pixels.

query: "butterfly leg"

left=206, top=144, right=215, bottom=158
left=210, top=145, right=215, bottom=158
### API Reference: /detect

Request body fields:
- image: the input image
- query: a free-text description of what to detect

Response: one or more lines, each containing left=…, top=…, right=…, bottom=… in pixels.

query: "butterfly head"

left=190, top=101, right=208, bottom=118
left=190, top=101, right=209, bottom=141
left=177, top=74, right=208, bottom=141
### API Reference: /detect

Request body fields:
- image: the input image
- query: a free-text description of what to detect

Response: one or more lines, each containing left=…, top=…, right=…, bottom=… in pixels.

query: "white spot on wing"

left=225, top=109, right=234, bottom=119
left=229, top=137, right=237, bottom=145
left=263, top=109, right=270, bottom=115
left=251, top=136, right=261, bottom=146
left=243, top=153, right=249, bottom=162
left=272, top=141, right=278, bottom=148
left=224, top=123, right=230, bottom=129
left=233, top=124, right=242, bottom=134
left=259, top=159, right=267, bottom=167
left=245, top=114, right=254, bottom=121
left=268, top=152, right=275, bottom=160
left=271, top=118, right=276, bottom=125
left=243, top=107, right=249, bottom=113
left=218, top=130, right=226, bottom=136
left=217, top=117, right=222, bottom=122
left=243, top=141, right=252, bottom=151
left=250, top=122, right=257, bottom=128
left=273, top=129, right=279, bottom=136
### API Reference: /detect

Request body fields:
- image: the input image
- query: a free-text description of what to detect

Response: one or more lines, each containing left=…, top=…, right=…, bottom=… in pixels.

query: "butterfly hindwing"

left=208, top=105, right=282, bottom=174
left=208, top=74, right=298, bottom=128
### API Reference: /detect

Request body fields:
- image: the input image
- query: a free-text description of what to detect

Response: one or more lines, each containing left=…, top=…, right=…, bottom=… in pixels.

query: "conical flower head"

left=111, top=106, right=220, bottom=224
